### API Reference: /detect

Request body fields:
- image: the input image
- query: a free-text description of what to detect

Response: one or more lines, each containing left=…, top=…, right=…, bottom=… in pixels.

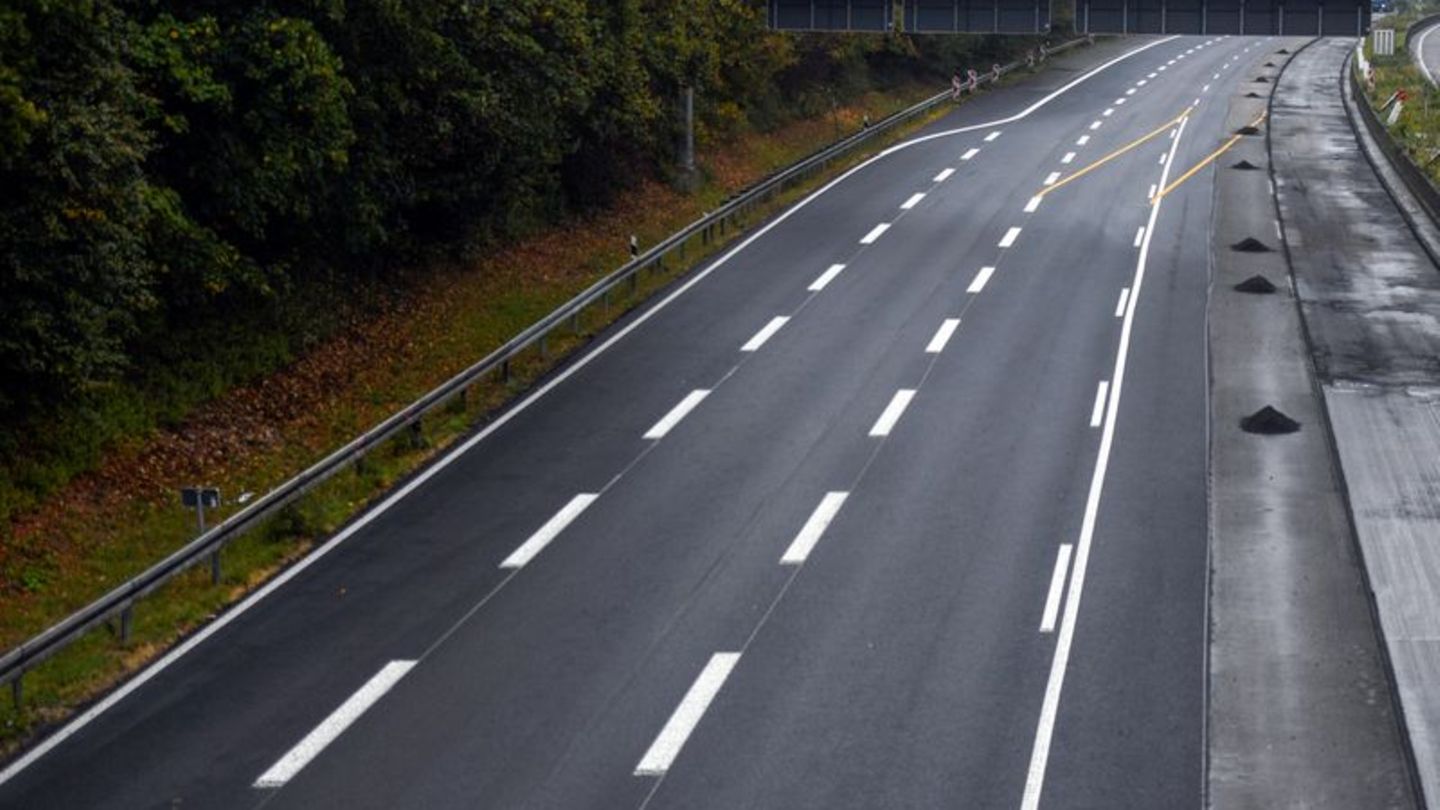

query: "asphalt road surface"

left=0, top=34, right=1294, bottom=810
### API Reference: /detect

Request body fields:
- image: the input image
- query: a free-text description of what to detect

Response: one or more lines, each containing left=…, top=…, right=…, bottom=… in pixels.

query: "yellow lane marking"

left=1038, top=107, right=1192, bottom=198
left=1154, top=111, right=1268, bottom=203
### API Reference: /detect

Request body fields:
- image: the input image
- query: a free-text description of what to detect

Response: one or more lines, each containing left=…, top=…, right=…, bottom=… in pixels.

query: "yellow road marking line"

left=1154, top=111, right=1267, bottom=202
left=1038, top=107, right=1192, bottom=198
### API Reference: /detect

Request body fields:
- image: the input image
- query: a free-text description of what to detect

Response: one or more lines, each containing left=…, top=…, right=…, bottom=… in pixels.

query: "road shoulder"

left=1206, top=36, right=1418, bottom=809
left=1274, top=35, right=1440, bottom=806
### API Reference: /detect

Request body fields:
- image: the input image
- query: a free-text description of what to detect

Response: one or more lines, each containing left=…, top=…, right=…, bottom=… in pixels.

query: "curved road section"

left=0, top=35, right=1416, bottom=810
left=1412, top=16, right=1440, bottom=84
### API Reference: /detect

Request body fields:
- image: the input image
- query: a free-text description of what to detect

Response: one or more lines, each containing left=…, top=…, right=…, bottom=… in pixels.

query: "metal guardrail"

left=0, top=34, right=1093, bottom=706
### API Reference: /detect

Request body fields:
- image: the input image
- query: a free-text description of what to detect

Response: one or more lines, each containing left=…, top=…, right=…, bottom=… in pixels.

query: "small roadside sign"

left=181, top=487, right=221, bottom=509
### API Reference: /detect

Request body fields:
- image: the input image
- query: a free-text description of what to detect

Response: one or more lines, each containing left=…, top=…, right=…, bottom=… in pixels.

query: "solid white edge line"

left=999, top=227, right=1022, bottom=248
left=635, top=653, right=741, bottom=776
left=0, top=36, right=1182, bottom=787
left=1038, top=545, right=1074, bottom=633
left=643, top=389, right=710, bottom=440
left=962, top=147, right=981, bottom=160
left=1088, top=381, right=1110, bottom=428
left=869, top=389, right=917, bottom=437
left=934, top=167, right=956, bottom=182
left=884, top=36, right=1178, bottom=154
left=1024, top=195, right=1043, bottom=213
left=500, top=493, right=601, bottom=569
left=1420, top=25, right=1438, bottom=85
left=901, top=192, right=926, bottom=210
left=254, top=661, right=416, bottom=788
left=1133, top=226, right=1146, bottom=248
left=1115, top=287, right=1130, bottom=318
left=780, top=492, right=850, bottom=564
left=967, top=266, right=997, bottom=293
left=740, top=316, right=790, bottom=352
left=1018, top=110, right=1191, bottom=810
left=860, top=222, right=891, bottom=244
left=809, top=263, right=846, bottom=291
left=925, top=318, right=962, bottom=354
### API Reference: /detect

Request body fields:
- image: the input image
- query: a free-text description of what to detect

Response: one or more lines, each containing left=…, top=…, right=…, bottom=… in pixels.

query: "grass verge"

left=1363, top=12, right=1440, bottom=184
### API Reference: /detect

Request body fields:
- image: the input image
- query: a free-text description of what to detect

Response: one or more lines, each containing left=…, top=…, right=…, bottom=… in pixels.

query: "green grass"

left=1362, top=9, right=1440, bottom=185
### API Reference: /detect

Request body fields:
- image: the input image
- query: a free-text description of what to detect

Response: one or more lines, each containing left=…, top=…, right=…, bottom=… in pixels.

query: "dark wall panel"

left=1243, top=8, right=1277, bottom=33
left=904, top=0, right=1051, bottom=32
left=1283, top=5, right=1322, bottom=35
left=1206, top=8, right=1243, bottom=31
left=1323, top=7, right=1363, bottom=35
left=1080, top=0, right=1126, bottom=32
left=1164, top=0, right=1203, bottom=33
left=767, top=0, right=1366, bottom=34
left=769, top=0, right=892, bottom=31
left=1073, top=0, right=1367, bottom=34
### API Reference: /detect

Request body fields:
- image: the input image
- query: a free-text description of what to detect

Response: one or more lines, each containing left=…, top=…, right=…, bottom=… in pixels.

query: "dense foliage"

left=0, top=0, right=1027, bottom=523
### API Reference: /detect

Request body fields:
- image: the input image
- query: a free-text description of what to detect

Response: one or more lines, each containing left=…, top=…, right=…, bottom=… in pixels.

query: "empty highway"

left=0, top=34, right=1407, bottom=809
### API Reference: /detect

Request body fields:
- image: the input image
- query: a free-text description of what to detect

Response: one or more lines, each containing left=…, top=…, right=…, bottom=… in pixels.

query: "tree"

left=0, top=0, right=160, bottom=417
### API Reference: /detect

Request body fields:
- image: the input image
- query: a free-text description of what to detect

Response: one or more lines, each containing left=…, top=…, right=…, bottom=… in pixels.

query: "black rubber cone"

left=1232, top=160, right=1262, bottom=170
left=1254, top=76, right=1271, bottom=83
left=1241, top=405, right=1301, bottom=434
left=1245, top=92, right=1263, bottom=98
left=1237, top=125, right=1261, bottom=135
left=1234, top=274, right=1278, bottom=293
left=1231, top=237, right=1272, bottom=252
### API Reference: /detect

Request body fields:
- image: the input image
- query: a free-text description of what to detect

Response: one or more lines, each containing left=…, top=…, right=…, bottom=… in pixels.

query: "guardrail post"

left=570, top=312, right=580, bottom=335
left=11, top=675, right=20, bottom=711
left=501, top=359, right=511, bottom=384
left=540, top=333, right=549, bottom=361
left=210, top=548, right=221, bottom=585
left=120, top=606, right=133, bottom=642
left=408, top=419, right=424, bottom=449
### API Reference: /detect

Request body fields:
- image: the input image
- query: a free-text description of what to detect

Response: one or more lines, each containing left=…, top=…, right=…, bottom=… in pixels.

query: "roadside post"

left=181, top=487, right=222, bottom=584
